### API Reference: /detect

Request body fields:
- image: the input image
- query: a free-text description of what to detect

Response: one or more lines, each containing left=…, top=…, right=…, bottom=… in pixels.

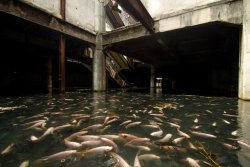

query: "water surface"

left=0, top=90, right=250, bottom=167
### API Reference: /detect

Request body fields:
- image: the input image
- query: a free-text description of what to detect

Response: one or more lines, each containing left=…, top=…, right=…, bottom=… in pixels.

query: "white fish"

left=141, top=125, right=159, bottom=129
left=118, top=133, right=138, bottom=141
left=99, top=135, right=119, bottom=140
left=25, top=120, right=46, bottom=130
left=134, top=146, right=151, bottom=152
left=81, top=140, right=103, bottom=147
left=106, top=118, right=119, bottom=125
left=150, top=129, right=163, bottom=138
left=186, top=157, right=200, bottom=167
left=82, top=124, right=103, bottom=131
left=206, top=110, right=213, bottom=114
left=101, top=138, right=119, bottom=153
left=237, top=140, right=250, bottom=148
left=149, top=113, right=166, bottom=118
left=221, top=142, right=238, bottom=150
left=64, top=140, right=82, bottom=148
left=194, top=118, right=199, bottom=124
left=212, top=122, right=217, bottom=127
left=77, top=135, right=100, bottom=141
left=53, top=124, right=74, bottom=132
left=39, top=150, right=77, bottom=162
left=138, top=154, right=161, bottom=161
left=167, top=122, right=180, bottom=128
left=30, top=127, right=54, bottom=142
left=156, top=134, right=172, bottom=143
left=21, top=119, right=48, bottom=126
left=120, top=120, right=132, bottom=126
left=172, top=137, right=185, bottom=145
left=82, top=146, right=113, bottom=156
left=177, top=128, right=190, bottom=138
left=109, top=152, right=131, bottom=167
left=19, top=160, right=29, bottom=167
left=222, top=119, right=231, bottom=124
left=1, top=143, right=15, bottom=155
left=188, top=141, right=197, bottom=150
left=125, top=122, right=142, bottom=129
left=125, top=138, right=150, bottom=146
left=65, top=131, right=88, bottom=141
left=223, top=114, right=238, bottom=117
left=154, top=117, right=164, bottom=123
left=134, top=151, right=141, bottom=167
left=190, top=131, right=217, bottom=138
left=231, top=130, right=238, bottom=136
left=133, top=114, right=140, bottom=119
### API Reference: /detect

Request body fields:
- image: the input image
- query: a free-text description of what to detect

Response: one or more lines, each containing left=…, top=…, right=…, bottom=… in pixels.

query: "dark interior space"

left=121, top=66, right=150, bottom=87
left=0, top=11, right=240, bottom=96
left=0, top=12, right=94, bottom=95
left=109, top=23, right=240, bottom=96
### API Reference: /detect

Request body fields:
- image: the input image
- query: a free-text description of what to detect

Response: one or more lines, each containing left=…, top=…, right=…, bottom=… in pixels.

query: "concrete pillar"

left=46, top=56, right=52, bottom=94
left=58, top=0, right=66, bottom=93
left=150, top=67, right=156, bottom=88
left=239, top=0, right=250, bottom=100
left=93, top=0, right=106, bottom=91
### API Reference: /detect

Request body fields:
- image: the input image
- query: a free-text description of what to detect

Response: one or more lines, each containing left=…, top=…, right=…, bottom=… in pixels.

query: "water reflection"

left=237, top=100, right=250, bottom=166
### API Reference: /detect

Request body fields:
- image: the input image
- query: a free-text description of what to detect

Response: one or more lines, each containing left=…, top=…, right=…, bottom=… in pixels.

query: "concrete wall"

left=20, top=0, right=95, bottom=33
left=141, top=0, right=232, bottom=19
left=20, top=0, right=61, bottom=18
left=66, top=0, right=95, bottom=33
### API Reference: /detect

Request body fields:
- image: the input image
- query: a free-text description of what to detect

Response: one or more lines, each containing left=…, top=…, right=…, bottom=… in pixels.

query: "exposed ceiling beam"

left=0, top=0, right=96, bottom=44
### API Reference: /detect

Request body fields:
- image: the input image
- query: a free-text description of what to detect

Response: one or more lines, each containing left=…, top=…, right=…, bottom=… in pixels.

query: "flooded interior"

left=1, top=90, right=250, bottom=167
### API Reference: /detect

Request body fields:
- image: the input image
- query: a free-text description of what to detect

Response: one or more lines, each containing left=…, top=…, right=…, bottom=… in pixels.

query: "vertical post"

left=59, top=0, right=66, bottom=93
left=60, top=0, right=66, bottom=20
left=93, top=0, right=106, bottom=91
left=46, top=56, right=52, bottom=94
left=239, top=0, right=250, bottom=100
left=59, top=35, right=66, bottom=93
left=150, top=67, right=156, bottom=88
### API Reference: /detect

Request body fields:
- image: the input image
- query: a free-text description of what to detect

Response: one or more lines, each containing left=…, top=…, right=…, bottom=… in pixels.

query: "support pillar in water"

left=59, top=35, right=66, bottom=93
left=46, top=56, right=52, bottom=94
left=239, top=0, right=250, bottom=100
left=150, top=67, right=156, bottom=88
left=93, top=0, right=106, bottom=91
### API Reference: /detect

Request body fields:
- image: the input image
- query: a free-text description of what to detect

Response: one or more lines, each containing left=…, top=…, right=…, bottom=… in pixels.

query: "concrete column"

left=93, top=0, right=106, bottom=91
left=150, top=67, right=156, bottom=88
left=46, top=56, right=52, bottom=94
left=239, top=0, right=250, bottom=100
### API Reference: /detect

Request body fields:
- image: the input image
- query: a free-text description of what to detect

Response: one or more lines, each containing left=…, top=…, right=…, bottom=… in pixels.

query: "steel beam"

left=0, top=0, right=96, bottom=44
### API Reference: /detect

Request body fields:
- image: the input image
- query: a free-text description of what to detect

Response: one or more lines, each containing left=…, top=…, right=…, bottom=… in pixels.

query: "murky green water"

left=0, top=90, right=250, bottom=167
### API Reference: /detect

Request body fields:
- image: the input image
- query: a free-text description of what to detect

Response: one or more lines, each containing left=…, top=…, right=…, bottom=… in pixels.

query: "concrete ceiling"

left=107, top=22, right=240, bottom=68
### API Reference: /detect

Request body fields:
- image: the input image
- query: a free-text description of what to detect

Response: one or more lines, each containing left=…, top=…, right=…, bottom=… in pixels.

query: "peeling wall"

left=158, top=0, right=242, bottom=32
left=20, top=0, right=95, bottom=33
left=66, top=0, right=95, bottom=33
left=20, top=0, right=61, bottom=18
left=141, top=0, right=233, bottom=19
